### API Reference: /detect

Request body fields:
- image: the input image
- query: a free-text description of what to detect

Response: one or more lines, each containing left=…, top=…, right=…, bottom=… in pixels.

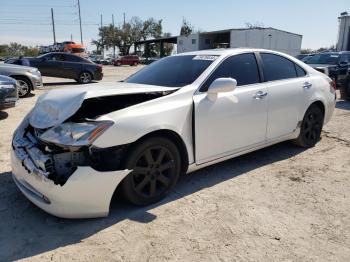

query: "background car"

left=0, top=75, right=18, bottom=109
left=304, top=51, right=350, bottom=99
left=7, top=52, right=103, bottom=84
left=0, top=63, right=42, bottom=97
left=114, top=55, right=140, bottom=66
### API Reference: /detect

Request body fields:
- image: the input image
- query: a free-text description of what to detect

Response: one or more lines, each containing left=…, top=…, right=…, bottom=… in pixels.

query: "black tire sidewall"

left=298, top=105, right=324, bottom=147
left=121, top=137, right=181, bottom=205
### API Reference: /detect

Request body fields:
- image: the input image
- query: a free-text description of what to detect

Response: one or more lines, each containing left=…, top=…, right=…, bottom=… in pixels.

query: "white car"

left=11, top=48, right=336, bottom=218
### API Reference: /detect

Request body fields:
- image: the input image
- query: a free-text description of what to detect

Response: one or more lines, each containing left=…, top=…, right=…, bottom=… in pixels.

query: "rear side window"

left=64, top=54, right=83, bottom=62
left=261, top=53, right=297, bottom=81
left=201, top=53, right=260, bottom=91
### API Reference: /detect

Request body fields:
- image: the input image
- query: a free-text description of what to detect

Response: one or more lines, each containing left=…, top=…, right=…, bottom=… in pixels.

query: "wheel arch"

left=310, top=100, right=325, bottom=117
left=131, top=129, right=190, bottom=175
left=9, top=75, right=33, bottom=90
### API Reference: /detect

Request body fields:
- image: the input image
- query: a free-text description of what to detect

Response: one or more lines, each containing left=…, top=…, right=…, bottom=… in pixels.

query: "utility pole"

left=71, top=34, right=73, bottom=42
left=123, top=12, right=125, bottom=28
left=77, top=0, right=83, bottom=44
left=112, top=14, right=115, bottom=27
left=51, top=8, right=56, bottom=44
left=100, top=14, right=104, bottom=57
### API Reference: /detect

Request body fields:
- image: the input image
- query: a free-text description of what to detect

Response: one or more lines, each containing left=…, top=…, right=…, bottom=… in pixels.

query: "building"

left=337, top=12, right=350, bottom=51
left=177, top=27, right=302, bottom=56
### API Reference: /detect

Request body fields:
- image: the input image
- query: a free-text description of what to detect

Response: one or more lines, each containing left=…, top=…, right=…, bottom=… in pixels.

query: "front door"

left=194, top=53, right=268, bottom=164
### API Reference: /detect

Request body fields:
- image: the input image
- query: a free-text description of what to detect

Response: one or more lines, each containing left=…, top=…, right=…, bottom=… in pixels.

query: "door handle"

left=303, top=82, right=312, bottom=89
left=254, top=90, right=268, bottom=99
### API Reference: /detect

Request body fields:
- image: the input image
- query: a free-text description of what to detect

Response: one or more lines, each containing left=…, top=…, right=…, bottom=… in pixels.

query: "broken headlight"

left=39, top=120, right=113, bottom=147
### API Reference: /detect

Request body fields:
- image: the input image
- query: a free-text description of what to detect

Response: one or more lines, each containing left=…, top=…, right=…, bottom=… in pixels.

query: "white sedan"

left=11, top=49, right=336, bottom=218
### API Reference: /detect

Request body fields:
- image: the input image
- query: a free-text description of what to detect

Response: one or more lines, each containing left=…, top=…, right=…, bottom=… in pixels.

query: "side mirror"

left=207, top=78, right=237, bottom=100
left=339, top=61, right=348, bottom=66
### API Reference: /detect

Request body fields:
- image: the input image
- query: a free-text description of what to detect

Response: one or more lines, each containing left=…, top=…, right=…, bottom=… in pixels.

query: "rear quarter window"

left=295, top=64, right=307, bottom=77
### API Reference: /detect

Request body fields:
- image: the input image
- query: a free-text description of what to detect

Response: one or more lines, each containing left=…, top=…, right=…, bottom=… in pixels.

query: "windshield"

left=305, top=53, right=340, bottom=65
left=125, top=55, right=217, bottom=87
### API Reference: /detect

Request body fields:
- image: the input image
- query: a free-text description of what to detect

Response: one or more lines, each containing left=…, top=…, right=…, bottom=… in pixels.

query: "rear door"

left=259, top=53, right=312, bottom=140
left=194, top=53, right=268, bottom=164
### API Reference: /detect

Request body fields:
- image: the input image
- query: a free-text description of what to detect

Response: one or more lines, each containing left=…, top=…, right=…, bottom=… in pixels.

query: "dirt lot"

left=0, top=65, right=350, bottom=262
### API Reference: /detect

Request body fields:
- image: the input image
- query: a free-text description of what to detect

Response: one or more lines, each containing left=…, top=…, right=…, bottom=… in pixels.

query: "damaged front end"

left=13, top=120, right=125, bottom=186
left=11, top=85, right=177, bottom=218
left=11, top=116, right=132, bottom=218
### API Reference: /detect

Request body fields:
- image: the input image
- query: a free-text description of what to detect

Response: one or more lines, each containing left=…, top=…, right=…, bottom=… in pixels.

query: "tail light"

left=97, top=64, right=103, bottom=72
left=328, top=78, right=336, bottom=94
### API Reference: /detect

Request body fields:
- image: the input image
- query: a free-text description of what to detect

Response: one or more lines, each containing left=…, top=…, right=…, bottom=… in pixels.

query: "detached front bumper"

left=11, top=125, right=131, bottom=219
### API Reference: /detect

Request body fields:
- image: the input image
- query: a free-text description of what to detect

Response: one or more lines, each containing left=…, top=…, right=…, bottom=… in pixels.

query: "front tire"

left=120, top=137, right=181, bottom=206
left=293, top=104, right=324, bottom=148
left=14, top=76, right=32, bottom=98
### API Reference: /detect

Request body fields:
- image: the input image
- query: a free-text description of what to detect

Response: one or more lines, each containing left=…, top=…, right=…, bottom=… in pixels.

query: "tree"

left=163, top=32, right=174, bottom=56
left=22, top=46, right=39, bottom=57
left=91, top=39, right=103, bottom=55
left=8, top=42, right=23, bottom=57
left=180, top=18, right=193, bottom=36
left=245, top=22, right=264, bottom=29
left=94, top=16, right=163, bottom=56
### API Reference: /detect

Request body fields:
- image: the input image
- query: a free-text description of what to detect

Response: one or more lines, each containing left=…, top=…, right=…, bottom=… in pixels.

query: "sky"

left=0, top=0, right=349, bottom=51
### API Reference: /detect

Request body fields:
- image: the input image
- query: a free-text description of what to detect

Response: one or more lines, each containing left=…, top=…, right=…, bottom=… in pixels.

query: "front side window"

left=201, top=53, right=260, bottom=92
left=261, top=53, right=297, bottom=81
left=125, top=55, right=216, bottom=87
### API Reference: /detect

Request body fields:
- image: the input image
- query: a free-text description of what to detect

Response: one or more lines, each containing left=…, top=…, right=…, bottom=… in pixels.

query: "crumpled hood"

left=29, top=82, right=178, bottom=129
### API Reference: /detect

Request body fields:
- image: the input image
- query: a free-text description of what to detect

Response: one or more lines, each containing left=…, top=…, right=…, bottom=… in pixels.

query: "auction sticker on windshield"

left=192, top=55, right=218, bottom=61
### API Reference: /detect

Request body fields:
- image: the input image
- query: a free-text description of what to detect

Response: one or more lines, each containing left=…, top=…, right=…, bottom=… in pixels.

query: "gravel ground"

left=0, top=65, right=350, bottom=262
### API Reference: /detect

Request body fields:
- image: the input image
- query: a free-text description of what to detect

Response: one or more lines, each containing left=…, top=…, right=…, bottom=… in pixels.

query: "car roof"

left=174, top=48, right=295, bottom=57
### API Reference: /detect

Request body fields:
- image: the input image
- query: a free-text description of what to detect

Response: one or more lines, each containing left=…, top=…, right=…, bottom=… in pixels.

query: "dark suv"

left=305, top=52, right=350, bottom=99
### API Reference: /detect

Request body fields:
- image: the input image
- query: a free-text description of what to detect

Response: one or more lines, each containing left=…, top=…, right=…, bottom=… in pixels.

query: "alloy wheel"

left=302, top=110, right=323, bottom=145
left=131, top=146, right=176, bottom=198
left=80, top=72, right=91, bottom=84
left=17, top=80, right=29, bottom=97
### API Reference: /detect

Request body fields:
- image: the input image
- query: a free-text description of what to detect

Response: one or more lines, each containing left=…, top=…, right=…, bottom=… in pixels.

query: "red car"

left=114, top=55, right=140, bottom=66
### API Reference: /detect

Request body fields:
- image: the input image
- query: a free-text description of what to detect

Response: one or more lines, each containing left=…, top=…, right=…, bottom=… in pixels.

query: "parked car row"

left=0, top=63, right=42, bottom=97
left=5, top=52, right=103, bottom=85
left=296, top=51, right=350, bottom=100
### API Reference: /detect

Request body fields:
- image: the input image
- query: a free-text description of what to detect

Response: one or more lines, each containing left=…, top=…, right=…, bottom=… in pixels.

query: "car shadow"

left=0, top=141, right=305, bottom=261
left=43, top=82, right=78, bottom=87
left=0, top=110, right=9, bottom=120
left=20, top=93, right=35, bottom=99
left=336, top=100, right=350, bottom=110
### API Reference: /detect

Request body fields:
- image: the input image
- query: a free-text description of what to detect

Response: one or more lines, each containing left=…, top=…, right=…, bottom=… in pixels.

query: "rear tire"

left=13, top=76, right=31, bottom=97
left=78, top=71, right=92, bottom=84
left=120, top=137, right=181, bottom=206
left=293, top=104, right=324, bottom=148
